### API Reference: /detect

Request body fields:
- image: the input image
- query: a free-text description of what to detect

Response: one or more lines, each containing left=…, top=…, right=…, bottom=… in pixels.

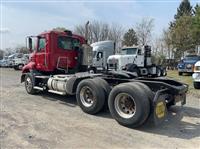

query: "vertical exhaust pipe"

left=85, top=21, right=89, bottom=43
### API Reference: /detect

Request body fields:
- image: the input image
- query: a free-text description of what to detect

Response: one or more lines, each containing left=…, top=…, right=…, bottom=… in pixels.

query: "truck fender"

left=22, top=62, right=35, bottom=74
left=21, top=73, right=27, bottom=83
left=65, top=77, right=86, bottom=95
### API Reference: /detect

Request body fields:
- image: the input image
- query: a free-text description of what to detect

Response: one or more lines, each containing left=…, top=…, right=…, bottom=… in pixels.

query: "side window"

left=97, top=52, right=103, bottom=59
left=38, top=38, right=46, bottom=51
left=17, top=53, right=23, bottom=58
left=58, top=36, right=72, bottom=50
left=73, top=39, right=80, bottom=48
left=138, top=49, right=142, bottom=55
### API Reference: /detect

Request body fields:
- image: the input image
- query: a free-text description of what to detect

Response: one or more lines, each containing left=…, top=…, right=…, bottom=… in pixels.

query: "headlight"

left=194, top=66, right=200, bottom=71
left=186, top=64, right=192, bottom=68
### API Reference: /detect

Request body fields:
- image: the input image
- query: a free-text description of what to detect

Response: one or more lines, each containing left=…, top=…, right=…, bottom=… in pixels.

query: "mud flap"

left=153, top=90, right=168, bottom=125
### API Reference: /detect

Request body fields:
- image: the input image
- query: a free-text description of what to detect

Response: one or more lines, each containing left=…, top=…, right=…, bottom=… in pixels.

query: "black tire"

left=18, top=64, right=24, bottom=70
left=134, top=82, right=154, bottom=101
left=76, top=79, right=105, bottom=114
left=108, top=83, right=150, bottom=127
left=92, top=77, right=111, bottom=98
left=92, top=77, right=111, bottom=110
left=13, top=66, right=19, bottom=70
left=88, top=67, right=97, bottom=73
left=126, top=64, right=139, bottom=76
left=194, top=82, right=200, bottom=89
left=25, top=73, right=36, bottom=94
left=178, top=72, right=183, bottom=76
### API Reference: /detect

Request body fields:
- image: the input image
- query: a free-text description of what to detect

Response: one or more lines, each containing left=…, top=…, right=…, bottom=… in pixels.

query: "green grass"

left=167, top=70, right=200, bottom=97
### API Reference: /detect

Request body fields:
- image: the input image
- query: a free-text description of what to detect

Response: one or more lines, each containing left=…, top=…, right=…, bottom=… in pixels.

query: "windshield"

left=58, top=36, right=80, bottom=50
left=121, top=48, right=138, bottom=55
left=184, top=55, right=200, bottom=61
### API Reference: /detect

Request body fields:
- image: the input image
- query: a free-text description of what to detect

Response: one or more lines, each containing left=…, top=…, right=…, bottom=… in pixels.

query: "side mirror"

left=28, top=37, right=32, bottom=51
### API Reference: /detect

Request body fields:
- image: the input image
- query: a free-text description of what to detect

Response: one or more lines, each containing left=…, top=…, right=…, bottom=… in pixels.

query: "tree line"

left=1, top=0, right=199, bottom=61
left=74, top=18, right=154, bottom=51
left=163, top=0, right=200, bottom=60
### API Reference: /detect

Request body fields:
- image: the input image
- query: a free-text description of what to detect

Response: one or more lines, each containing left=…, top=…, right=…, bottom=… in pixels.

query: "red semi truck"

left=21, top=29, right=188, bottom=127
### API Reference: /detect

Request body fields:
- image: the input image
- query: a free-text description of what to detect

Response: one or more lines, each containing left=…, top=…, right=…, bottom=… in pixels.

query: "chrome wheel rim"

left=25, top=77, right=32, bottom=92
left=80, top=86, right=95, bottom=107
left=114, top=93, right=136, bottom=119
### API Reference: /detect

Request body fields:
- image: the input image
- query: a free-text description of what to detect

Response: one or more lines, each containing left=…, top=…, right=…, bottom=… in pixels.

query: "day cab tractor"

left=177, top=55, right=200, bottom=76
left=21, top=29, right=188, bottom=128
left=192, top=61, right=200, bottom=89
left=90, top=40, right=115, bottom=72
left=107, top=45, right=167, bottom=77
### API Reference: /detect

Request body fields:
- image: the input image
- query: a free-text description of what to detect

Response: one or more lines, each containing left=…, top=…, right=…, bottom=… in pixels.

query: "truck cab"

left=177, top=55, right=200, bottom=75
left=13, top=54, right=30, bottom=70
left=90, top=40, right=115, bottom=71
left=23, top=30, right=91, bottom=74
left=107, top=46, right=145, bottom=70
left=107, top=45, right=165, bottom=77
left=192, top=60, right=200, bottom=89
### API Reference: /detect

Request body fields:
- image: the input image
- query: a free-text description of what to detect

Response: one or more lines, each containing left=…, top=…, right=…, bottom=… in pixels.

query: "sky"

left=0, top=0, right=200, bottom=50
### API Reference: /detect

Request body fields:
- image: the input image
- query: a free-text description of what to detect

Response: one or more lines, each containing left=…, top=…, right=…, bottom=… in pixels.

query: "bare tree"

left=162, top=29, right=175, bottom=59
left=74, top=25, right=86, bottom=37
left=74, top=20, right=124, bottom=51
left=108, top=23, right=124, bottom=52
left=135, top=18, right=154, bottom=46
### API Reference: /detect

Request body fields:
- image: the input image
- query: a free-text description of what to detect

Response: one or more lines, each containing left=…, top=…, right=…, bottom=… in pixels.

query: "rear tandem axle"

left=21, top=71, right=187, bottom=128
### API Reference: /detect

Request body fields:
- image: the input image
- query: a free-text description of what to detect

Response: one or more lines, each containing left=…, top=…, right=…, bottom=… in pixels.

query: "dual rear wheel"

left=25, top=73, right=153, bottom=127
left=76, top=79, right=152, bottom=127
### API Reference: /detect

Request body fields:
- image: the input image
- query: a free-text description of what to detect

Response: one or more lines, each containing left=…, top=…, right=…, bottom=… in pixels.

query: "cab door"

left=35, top=37, right=47, bottom=70
left=135, top=49, right=144, bottom=67
left=95, top=51, right=104, bottom=68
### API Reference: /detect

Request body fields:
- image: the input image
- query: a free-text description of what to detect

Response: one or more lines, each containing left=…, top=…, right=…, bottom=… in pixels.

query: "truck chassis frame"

left=21, top=70, right=188, bottom=128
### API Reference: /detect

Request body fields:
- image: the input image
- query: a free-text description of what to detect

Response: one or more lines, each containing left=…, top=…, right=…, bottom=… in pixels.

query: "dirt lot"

left=0, top=68, right=200, bottom=149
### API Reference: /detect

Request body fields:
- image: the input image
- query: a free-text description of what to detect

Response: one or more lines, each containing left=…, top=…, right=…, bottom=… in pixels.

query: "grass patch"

left=167, top=70, right=200, bottom=97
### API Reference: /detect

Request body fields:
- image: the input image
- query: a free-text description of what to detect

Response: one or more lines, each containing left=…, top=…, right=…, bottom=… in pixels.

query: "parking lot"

left=0, top=68, right=200, bottom=148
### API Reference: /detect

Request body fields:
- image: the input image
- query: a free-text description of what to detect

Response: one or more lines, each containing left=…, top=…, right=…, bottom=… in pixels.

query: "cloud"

left=0, top=28, right=10, bottom=33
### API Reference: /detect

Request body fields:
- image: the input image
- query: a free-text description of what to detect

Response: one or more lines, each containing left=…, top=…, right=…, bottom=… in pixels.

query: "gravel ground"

left=0, top=68, right=200, bottom=149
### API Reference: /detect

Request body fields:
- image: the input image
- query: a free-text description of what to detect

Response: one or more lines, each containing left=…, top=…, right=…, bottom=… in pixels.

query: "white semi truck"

left=91, top=41, right=166, bottom=77
left=13, top=54, right=30, bottom=70
left=192, top=61, right=200, bottom=89
left=107, top=45, right=166, bottom=77
left=90, top=40, right=115, bottom=72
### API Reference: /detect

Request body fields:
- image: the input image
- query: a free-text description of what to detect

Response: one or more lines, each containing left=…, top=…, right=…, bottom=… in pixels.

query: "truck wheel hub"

left=114, top=93, right=136, bottom=119
left=80, top=86, right=95, bottom=107
left=25, top=77, right=32, bottom=92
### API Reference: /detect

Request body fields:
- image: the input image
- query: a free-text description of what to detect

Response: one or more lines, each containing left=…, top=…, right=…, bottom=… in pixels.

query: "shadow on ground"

left=36, top=92, right=200, bottom=140
left=138, top=106, right=200, bottom=140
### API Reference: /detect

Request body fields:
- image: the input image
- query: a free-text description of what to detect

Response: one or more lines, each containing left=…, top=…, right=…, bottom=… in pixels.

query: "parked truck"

left=192, top=61, right=200, bottom=89
left=177, top=55, right=200, bottom=75
left=107, top=45, right=166, bottom=77
left=90, top=40, right=115, bottom=72
left=13, top=54, right=30, bottom=70
left=21, top=30, right=188, bottom=128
